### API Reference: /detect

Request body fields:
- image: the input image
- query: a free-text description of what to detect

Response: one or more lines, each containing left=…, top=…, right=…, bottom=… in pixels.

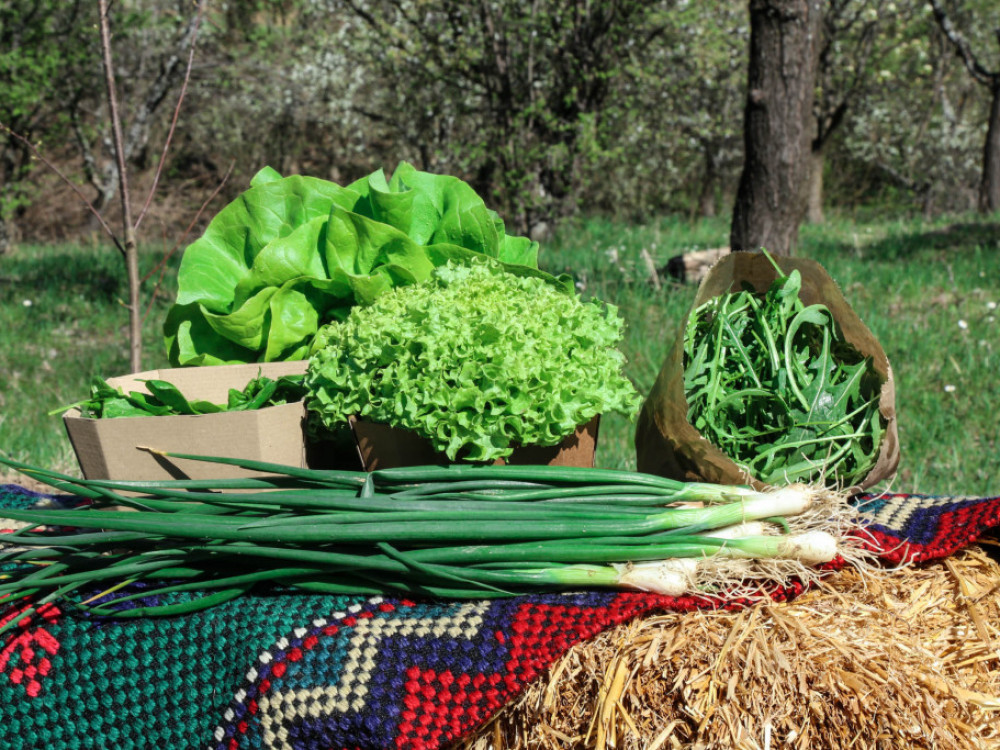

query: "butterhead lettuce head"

left=164, top=163, right=550, bottom=366
left=305, top=260, right=642, bottom=462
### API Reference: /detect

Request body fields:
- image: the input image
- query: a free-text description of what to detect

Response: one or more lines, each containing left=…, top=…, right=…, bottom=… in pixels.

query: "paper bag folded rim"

left=636, top=251, right=900, bottom=494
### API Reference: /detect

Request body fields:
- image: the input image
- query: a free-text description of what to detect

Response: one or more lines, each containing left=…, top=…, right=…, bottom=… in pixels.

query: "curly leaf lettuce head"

left=164, top=163, right=547, bottom=366
left=305, top=260, right=642, bottom=462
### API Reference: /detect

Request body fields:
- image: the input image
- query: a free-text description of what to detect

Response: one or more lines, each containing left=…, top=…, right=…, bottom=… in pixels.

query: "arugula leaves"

left=59, top=373, right=307, bottom=419
left=682, top=266, right=885, bottom=487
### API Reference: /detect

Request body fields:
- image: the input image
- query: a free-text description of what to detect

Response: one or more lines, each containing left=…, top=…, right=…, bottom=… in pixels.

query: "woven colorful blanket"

left=2, top=484, right=998, bottom=750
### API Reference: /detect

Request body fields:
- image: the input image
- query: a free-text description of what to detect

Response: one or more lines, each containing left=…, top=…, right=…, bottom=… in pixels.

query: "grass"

left=544, top=213, right=1000, bottom=496
left=0, top=213, right=997, bottom=495
left=0, top=241, right=176, bottom=470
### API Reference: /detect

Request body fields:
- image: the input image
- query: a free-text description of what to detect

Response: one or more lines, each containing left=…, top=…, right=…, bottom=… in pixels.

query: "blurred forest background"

left=2, top=0, right=999, bottom=252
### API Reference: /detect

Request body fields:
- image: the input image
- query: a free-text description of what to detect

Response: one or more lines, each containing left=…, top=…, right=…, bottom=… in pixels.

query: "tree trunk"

left=807, top=147, right=824, bottom=224
left=980, top=81, right=1000, bottom=213
left=730, top=0, right=822, bottom=256
left=928, top=2, right=1000, bottom=215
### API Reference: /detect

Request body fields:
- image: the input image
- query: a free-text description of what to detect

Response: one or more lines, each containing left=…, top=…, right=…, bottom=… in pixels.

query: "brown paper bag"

left=635, top=251, right=899, bottom=493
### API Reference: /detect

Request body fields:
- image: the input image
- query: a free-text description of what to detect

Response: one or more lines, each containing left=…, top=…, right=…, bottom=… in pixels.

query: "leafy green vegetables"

left=0, top=452, right=854, bottom=626
left=164, top=162, right=551, bottom=366
left=305, top=261, right=643, bottom=462
left=56, top=373, right=307, bottom=418
left=683, top=265, right=885, bottom=487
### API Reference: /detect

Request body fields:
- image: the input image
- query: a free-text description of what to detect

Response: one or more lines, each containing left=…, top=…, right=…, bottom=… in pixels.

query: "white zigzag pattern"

left=865, top=494, right=967, bottom=531
left=257, top=601, right=490, bottom=750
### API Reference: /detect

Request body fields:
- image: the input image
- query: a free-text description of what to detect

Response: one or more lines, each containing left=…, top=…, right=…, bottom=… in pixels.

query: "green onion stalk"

left=0, top=451, right=868, bottom=633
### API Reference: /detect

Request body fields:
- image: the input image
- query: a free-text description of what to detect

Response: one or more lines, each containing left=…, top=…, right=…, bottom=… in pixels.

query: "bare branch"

left=874, top=159, right=930, bottom=194
left=135, top=0, right=207, bottom=232
left=70, top=108, right=111, bottom=207
left=0, top=120, right=124, bottom=254
left=99, top=0, right=134, bottom=241
left=99, top=0, right=142, bottom=372
left=141, top=161, right=234, bottom=287
left=120, top=8, right=204, bottom=166
left=142, top=161, right=234, bottom=325
left=340, top=0, right=380, bottom=30
left=927, top=0, right=998, bottom=87
left=343, top=0, right=458, bottom=82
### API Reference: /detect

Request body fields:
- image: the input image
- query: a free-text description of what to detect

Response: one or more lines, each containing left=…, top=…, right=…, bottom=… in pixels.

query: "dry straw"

left=459, top=542, right=1000, bottom=750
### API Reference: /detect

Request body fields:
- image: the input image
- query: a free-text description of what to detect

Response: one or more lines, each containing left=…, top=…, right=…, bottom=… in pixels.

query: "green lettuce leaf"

left=165, top=163, right=546, bottom=366
left=305, top=260, right=641, bottom=462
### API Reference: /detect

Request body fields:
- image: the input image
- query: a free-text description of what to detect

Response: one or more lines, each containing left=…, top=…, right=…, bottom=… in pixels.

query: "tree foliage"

left=832, top=1, right=985, bottom=214
left=928, top=0, right=1000, bottom=212
left=323, top=0, right=667, bottom=233
left=0, top=0, right=96, bottom=252
left=2, top=0, right=997, bottom=250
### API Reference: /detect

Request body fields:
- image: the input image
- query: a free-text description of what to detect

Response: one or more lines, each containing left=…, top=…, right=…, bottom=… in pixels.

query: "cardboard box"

left=351, top=415, right=600, bottom=471
left=63, top=361, right=309, bottom=481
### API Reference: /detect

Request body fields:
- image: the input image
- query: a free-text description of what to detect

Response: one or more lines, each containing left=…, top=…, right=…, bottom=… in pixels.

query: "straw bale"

left=457, top=542, right=1000, bottom=750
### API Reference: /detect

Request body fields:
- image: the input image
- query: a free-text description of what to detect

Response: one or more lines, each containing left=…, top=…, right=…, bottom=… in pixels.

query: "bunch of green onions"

left=0, top=452, right=850, bottom=634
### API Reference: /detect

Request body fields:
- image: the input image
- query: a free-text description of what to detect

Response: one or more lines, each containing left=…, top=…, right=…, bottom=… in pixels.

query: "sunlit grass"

left=544, top=212, right=1000, bottom=495
left=0, top=243, right=176, bottom=472
left=1, top=212, right=998, bottom=495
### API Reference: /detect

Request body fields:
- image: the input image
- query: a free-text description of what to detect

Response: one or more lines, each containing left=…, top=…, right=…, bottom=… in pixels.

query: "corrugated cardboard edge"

left=352, top=416, right=600, bottom=471
left=63, top=361, right=309, bottom=481
left=636, top=252, right=900, bottom=493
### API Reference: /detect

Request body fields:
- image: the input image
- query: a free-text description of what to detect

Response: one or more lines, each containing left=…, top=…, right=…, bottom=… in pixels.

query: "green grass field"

left=1, top=213, right=997, bottom=495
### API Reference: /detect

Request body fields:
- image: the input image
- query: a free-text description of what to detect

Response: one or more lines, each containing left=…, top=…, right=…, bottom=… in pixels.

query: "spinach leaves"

left=61, top=373, right=307, bottom=419
left=682, top=266, right=885, bottom=487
